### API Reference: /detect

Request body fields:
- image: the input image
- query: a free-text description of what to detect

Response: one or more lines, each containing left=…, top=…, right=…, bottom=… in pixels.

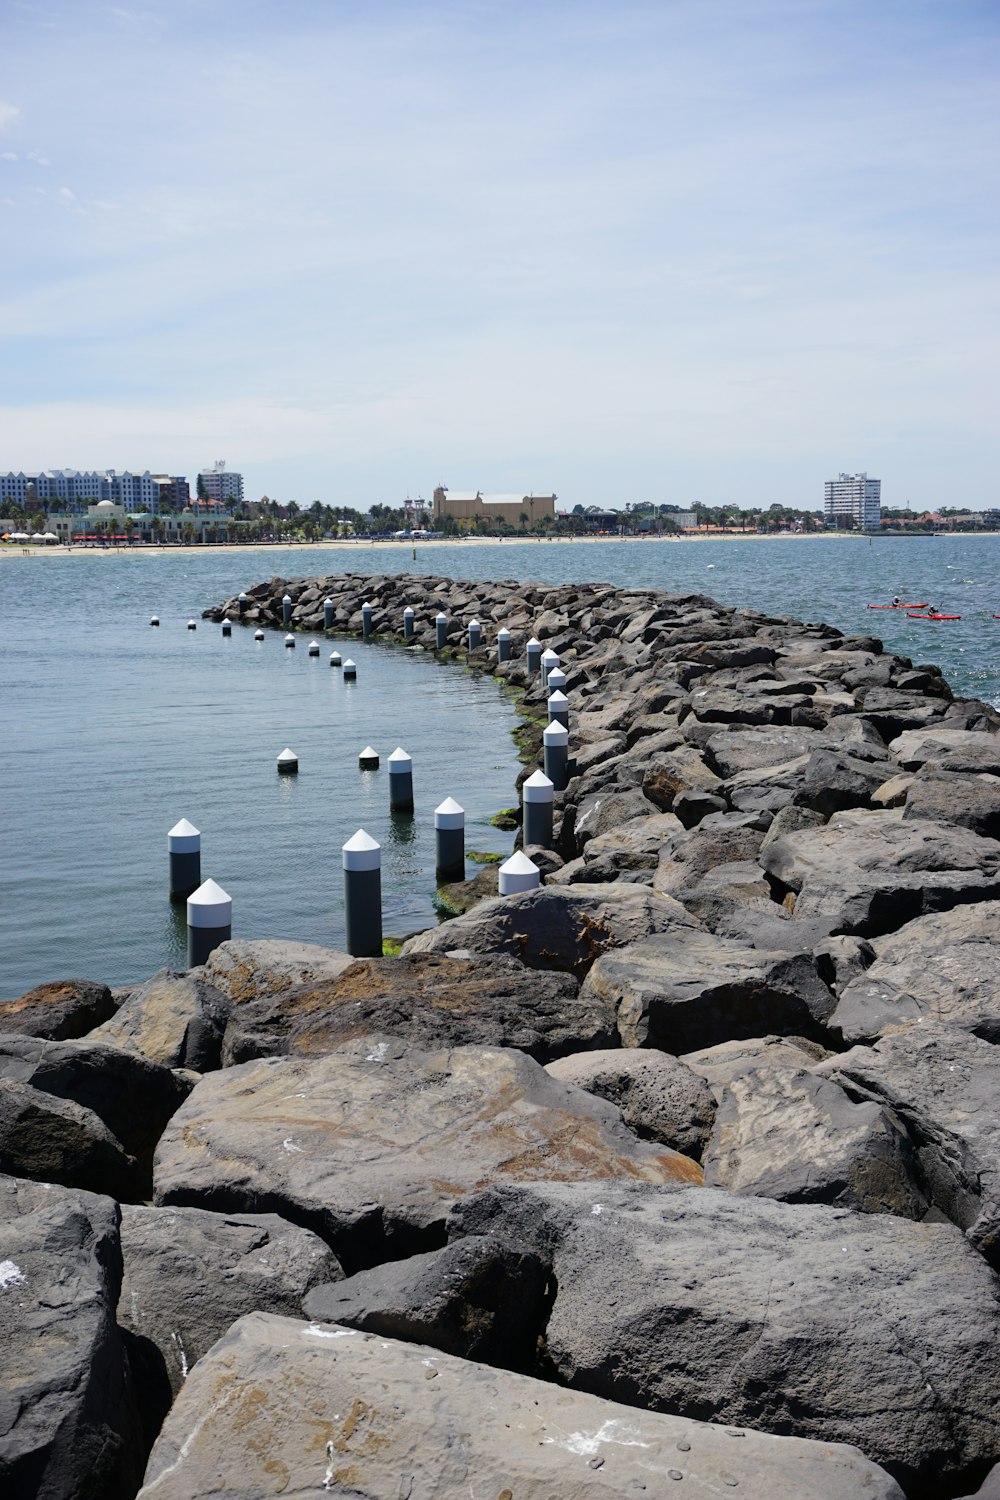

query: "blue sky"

left=1, top=0, right=997, bottom=510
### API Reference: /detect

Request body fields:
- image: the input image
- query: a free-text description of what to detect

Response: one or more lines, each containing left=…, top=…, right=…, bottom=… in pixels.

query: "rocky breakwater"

left=1, top=579, right=999, bottom=1498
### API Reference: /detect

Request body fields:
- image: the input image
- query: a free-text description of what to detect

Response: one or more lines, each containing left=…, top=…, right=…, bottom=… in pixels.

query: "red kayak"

left=907, top=612, right=961, bottom=621
left=867, top=602, right=928, bottom=610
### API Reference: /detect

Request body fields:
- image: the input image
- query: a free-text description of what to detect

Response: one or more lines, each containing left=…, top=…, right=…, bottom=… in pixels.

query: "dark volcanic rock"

left=205, top=937, right=355, bottom=1004
left=0, top=1077, right=136, bottom=1199
left=90, top=968, right=231, bottom=1071
left=545, top=1047, right=716, bottom=1158
left=0, top=978, right=115, bottom=1040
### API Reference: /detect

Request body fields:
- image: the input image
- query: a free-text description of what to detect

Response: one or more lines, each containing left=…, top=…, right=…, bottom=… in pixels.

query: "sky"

left=1, top=0, right=997, bottom=512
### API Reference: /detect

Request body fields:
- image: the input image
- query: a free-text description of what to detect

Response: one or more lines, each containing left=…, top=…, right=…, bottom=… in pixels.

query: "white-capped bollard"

left=498, top=850, right=541, bottom=896
left=497, top=627, right=511, bottom=662
left=543, top=719, right=569, bottom=791
left=254, top=629, right=265, bottom=642
left=403, top=606, right=415, bottom=640
left=324, top=597, right=334, bottom=629
left=308, top=639, right=320, bottom=656
left=522, top=770, right=554, bottom=848
left=187, top=878, right=232, bottom=967
left=343, top=658, right=357, bottom=680
left=540, top=648, right=560, bottom=689
left=547, top=689, right=570, bottom=730
left=282, top=594, right=292, bottom=625
left=343, top=830, right=382, bottom=957
left=168, top=817, right=201, bottom=900
left=435, top=612, right=447, bottom=649
left=468, top=618, right=482, bottom=652
left=222, top=621, right=232, bottom=637
left=187, top=619, right=197, bottom=631
left=434, top=797, right=465, bottom=881
left=150, top=616, right=159, bottom=627
left=362, top=600, right=373, bottom=639
left=526, top=637, right=542, bottom=675
left=546, top=665, right=567, bottom=694
left=359, top=745, right=379, bottom=769
left=388, top=746, right=414, bottom=811
left=330, top=650, right=342, bottom=667
left=284, top=633, right=295, bottom=648
left=277, top=747, right=299, bottom=774
left=238, top=591, right=249, bottom=617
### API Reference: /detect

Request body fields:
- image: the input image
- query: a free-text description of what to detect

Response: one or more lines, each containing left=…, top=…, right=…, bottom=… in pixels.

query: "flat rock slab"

left=681, top=1033, right=833, bottom=1091
left=545, top=1047, right=716, bottom=1158
left=830, top=905, right=1000, bottom=1044
left=119, top=1204, right=342, bottom=1397
left=222, top=951, right=608, bottom=1066
left=153, top=1039, right=701, bottom=1272
left=0, top=1175, right=144, bottom=1500
left=138, top=1311, right=905, bottom=1500
left=452, top=1181, right=1000, bottom=1496
left=205, top=938, right=355, bottom=1004
left=581, top=928, right=836, bottom=1053
left=401, top=883, right=699, bottom=978
left=90, top=968, right=231, bottom=1071
left=0, top=978, right=115, bottom=1040
left=888, top=727, right=1000, bottom=771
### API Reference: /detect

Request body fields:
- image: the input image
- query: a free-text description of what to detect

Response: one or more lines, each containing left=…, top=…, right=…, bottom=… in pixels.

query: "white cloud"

left=0, top=101, right=19, bottom=132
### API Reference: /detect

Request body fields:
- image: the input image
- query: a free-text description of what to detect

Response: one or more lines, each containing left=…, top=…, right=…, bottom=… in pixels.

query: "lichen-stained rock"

left=814, top=1024, right=1000, bottom=1267
left=118, top=1204, right=342, bottom=1397
left=450, top=1181, right=1000, bottom=1497
left=702, top=1066, right=928, bottom=1217
left=204, top=938, right=355, bottom=1004
left=545, top=1047, right=716, bottom=1159
left=581, top=929, right=836, bottom=1053
left=222, top=952, right=609, bottom=1066
left=0, top=978, right=115, bottom=1041
left=0, top=1175, right=144, bottom=1500
left=153, top=1040, right=701, bottom=1272
left=761, top=807, right=1000, bottom=936
left=400, top=883, right=699, bottom=978
left=829, top=905, right=1000, bottom=1045
left=137, top=1312, right=906, bottom=1500
left=89, top=968, right=231, bottom=1072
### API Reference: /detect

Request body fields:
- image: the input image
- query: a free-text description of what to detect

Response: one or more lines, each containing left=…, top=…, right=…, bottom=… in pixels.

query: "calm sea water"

left=2, top=533, right=997, bottom=995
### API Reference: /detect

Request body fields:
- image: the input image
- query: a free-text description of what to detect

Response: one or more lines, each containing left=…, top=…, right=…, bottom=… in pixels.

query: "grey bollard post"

left=343, top=830, right=382, bottom=957
left=547, top=689, right=570, bottom=730
left=468, top=618, right=482, bottom=652
left=540, top=648, right=560, bottom=690
left=343, top=658, right=357, bottom=680
left=546, top=665, right=567, bottom=695
left=498, top=850, right=541, bottom=895
left=284, top=633, right=295, bottom=649
left=526, top=637, right=542, bottom=675
left=434, top=797, right=465, bottom=881
left=497, top=627, right=511, bottom=662
left=150, top=615, right=159, bottom=626
left=435, top=612, right=447, bottom=649
left=308, top=639, right=320, bottom=656
left=359, top=745, right=379, bottom=769
left=187, top=619, right=197, bottom=631
left=254, top=629, right=265, bottom=641
left=168, top=817, right=201, bottom=900
left=403, top=606, right=415, bottom=640
left=187, top=878, right=232, bottom=967
left=324, top=597, right=334, bottom=629
left=238, top=591, right=248, bottom=617
left=362, top=600, right=373, bottom=639
left=543, top=719, right=569, bottom=791
left=388, top=746, right=414, bottom=811
left=522, top=770, right=554, bottom=848
left=277, top=747, right=299, bottom=774
left=282, top=593, right=292, bottom=625
left=330, top=650, right=342, bottom=667
left=221, top=620, right=232, bottom=637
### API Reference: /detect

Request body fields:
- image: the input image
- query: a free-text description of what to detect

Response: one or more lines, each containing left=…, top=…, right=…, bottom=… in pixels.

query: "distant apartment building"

left=197, top=461, right=244, bottom=508
left=824, top=473, right=881, bottom=530
left=432, top=485, right=556, bottom=529
left=0, top=468, right=190, bottom=514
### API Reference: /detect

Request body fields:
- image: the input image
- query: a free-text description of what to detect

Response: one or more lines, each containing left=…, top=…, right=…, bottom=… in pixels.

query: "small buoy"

left=150, top=616, right=159, bottom=627
left=187, top=619, right=197, bottom=630
left=359, top=746, right=379, bottom=769
left=254, top=630, right=265, bottom=642
left=276, top=747, right=299, bottom=774
left=284, top=633, right=296, bottom=648
left=330, top=651, right=342, bottom=667
left=343, top=658, right=357, bottom=680
left=308, top=640, right=320, bottom=656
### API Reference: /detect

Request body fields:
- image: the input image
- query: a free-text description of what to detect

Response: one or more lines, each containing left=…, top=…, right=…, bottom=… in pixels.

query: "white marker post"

left=403, top=606, right=415, bottom=640
left=168, top=818, right=201, bottom=901
left=540, top=648, right=560, bottom=690
left=435, top=612, right=447, bottom=649
left=526, top=637, right=542, bottom=675
left=468, top=618, right=482, bottom=652
left=221, top=621, right=232, bottom=637
left=343, top=830, right=382, bottom=958
left=284, top=633, right=296, bottom=649
left=497, top=627, right=511, bottom=663
left=276, top=747, right=299, bottom=775
left=308, top=640, right=320, bottom=656
left=388, top=747, right=414, bottom=811
left=187, top=619, right=197, bottom=631
left=254, top=629, right=265, bottom=642
left=358, top=745, right=379, bottom=769
left=546, top=665, right=567, bottom=695
left=330, top=650, right=342, bottom=667
left=498, top=850, right=541, bottom=896
left=434, top=797, right=465, bottom=881
left=547, top=689, right=570, bottom=730
left=238, top=591, right=249, bottom=617
left=343, top=658, right=357, bottom=680
left=362, top=601, right=373, bottom=640
left=324, top=597, right=334, bottom=629
left=150, top=616, right=159, bottom=627
left=543, top=719, right=570, bottom=791
left=187, top=879, right=232, bottom=968
left=522, top=770, right=554, bottom=849
left=282, top=594, right=292, bottom=625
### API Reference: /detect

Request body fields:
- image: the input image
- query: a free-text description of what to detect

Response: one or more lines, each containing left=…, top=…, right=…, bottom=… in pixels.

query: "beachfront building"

left=0, top=468, right=189, bottom=514
left=432, top=486, right=556, bottom=530
left=824, top=473, right=881, bottom=531
left=198, top=461, right=244, bottom=507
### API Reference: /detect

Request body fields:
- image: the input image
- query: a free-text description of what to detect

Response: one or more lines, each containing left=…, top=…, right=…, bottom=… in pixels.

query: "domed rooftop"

left=95, top=499, right=116, bottom=510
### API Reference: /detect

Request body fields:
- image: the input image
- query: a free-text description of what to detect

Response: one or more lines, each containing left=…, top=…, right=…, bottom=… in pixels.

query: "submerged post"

left=388, top=747, right=414, bottom=811
left=543, top=719, right=569, bottom=791
left=187, top=879, right=231, bottom=967
left=308, top=640, right=320, bottom=656
left=522, top=770, right=554, bottom=849
left=526, top=637, right=542, bottom=675
left=343, top=658, right=357, bottom=680
left=343, top=830, right=382, bottom=957
left=403, top=606, right=415, bottom=640
left=497, top=627, right=511, bottom=663
left=434, top=797, right=465, bottom=881
left=168, top=818, right=201, bottom=901
left=330, top=650, right=342, bottom=668
left=498, top=850, right=541, bottom=896
left=435, top=612, right=447, bottom=649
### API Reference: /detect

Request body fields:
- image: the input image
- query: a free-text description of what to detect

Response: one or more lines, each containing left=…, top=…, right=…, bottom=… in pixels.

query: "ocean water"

left=2, top=533, right=997, bottom=995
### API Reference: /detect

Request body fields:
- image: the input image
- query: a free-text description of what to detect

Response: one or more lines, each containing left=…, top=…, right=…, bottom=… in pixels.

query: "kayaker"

left=891, top=596, right=901, bottom=607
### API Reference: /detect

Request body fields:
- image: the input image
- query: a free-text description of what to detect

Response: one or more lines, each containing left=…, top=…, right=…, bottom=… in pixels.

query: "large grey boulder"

left=0, top=978, right=115, bottom=1040
left=888, top=727, right=1000, bottom=771
left=138, top=1312, right=906, bottom=1500
left=581, top=928, right=837, bottom=1052
left=222, top=951, right=607, bottom=1066
left=153, top=1040, right=702, bottom=1272
left=902, top=772, right=1000, bottom=840
left=545, top=1047, right=716, bottom=1158
left=0, top=1175, right=144, bottom=1500
left=830, top=905, right=1000, bottom=1044
left=401, top=883, right=699, bottom=978
left=451, top=1181, right=1000, bottom=1496
left=89, top=968, right=231, bottom=1071
left=0, top=1077, right=136, bottom=1199
left=119, top=1204, right=342, bottom=1396
left=205, top=937, right=355, bottom=1004
left=681, top=1032, right=833, bottom=1091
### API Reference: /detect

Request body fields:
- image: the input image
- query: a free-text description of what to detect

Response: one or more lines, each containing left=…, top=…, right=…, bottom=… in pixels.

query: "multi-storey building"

left=197, top=461, right=244, bottom=507
left=432, top=485, right=556, bottom=529
left=824, top=473, right=881, bottom=530
left=0, top=468, right=190, bottom=514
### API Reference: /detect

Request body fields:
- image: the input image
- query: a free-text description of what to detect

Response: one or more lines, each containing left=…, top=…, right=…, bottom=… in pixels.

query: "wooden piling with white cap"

left=308, top=640, right=320, bottom=656
left=403, top=606, right=415, bottom=640
left=543, top=719, right=569, bottom=791
left=497, top=627, right=511, bottom=662
left=547, top=689, right=570, bottom=730
left=546, top=665, right=567, bottom=695
left=222, top=621, right=232, bottom=637
left=343, top=830, right=382, bottom=957
left=254, top=629, right=265, bottom=641
left=435, top=612, right=447, bottom=649
left=282, top=594, right=292, bottom=625
left=362, top=601, right=373, bottom=640
left=359, top=746, right=379, bottom=769
left=434, top=797, right=465, bottom=881
left=187, top=619, right=197, bottom=631
left=238, top=591, right=249, bottom=617
left=468, top=619, right=482, bottom=652
left=324, top=597, right=334, bottom=629
left=187, top=878, right=232, bottom=967
left=522, top=770, right=554, bottom=849
left=168, top=817, right=201, bottom=900
left=498, top=850, right=541, bottom=896
left=540, top=648, right=560, bottom=690
left=150, top=616, right=159, bottom=627
left=277, top=747, right=299, bottom=774
left=284, top=633, right=295, bottom=649
left=526, top=637, right=542, bottom=675
left=330, top=650, right=342, bottom=667
left=388, top=746, right=414, bottom=811
left=343, top=658, right=357, bottom=680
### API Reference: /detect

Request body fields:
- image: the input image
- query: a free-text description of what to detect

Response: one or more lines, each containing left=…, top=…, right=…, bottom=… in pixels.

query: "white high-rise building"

left=198, top=460, right=244, bottom=507
left=824, top=473, right=880, bottom=530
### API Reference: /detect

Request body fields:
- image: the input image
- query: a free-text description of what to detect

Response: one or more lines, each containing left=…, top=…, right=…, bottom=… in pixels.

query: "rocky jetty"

left=2, top=572, right=1000, bottom=1498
